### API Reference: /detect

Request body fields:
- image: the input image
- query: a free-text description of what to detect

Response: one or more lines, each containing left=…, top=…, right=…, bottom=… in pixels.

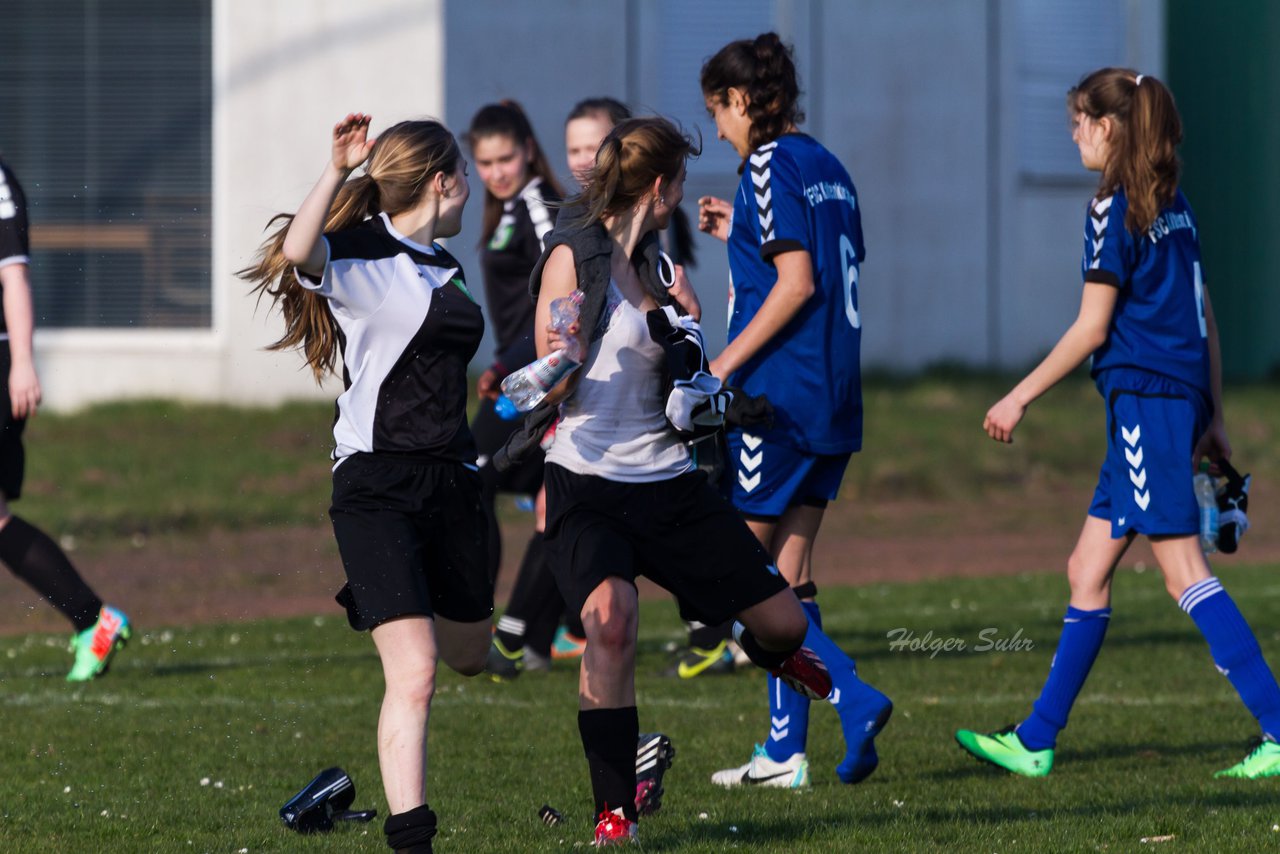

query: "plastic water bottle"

left=549, top=290, right=585, bottom=362
left=500, top=290, right=585, bottom=412
left=1194, top=463, right=1219, bottom=554
left=499, top=351, right=581, bottom=411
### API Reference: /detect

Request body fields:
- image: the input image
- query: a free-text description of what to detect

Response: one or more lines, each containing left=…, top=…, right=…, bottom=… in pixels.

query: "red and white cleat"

left=773, top=646, right=832, bottom=700
left=592, top=807, right=638, bottom=847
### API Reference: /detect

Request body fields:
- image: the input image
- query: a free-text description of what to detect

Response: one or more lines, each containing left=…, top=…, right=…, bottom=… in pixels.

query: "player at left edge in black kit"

left=0, top=155, right=131, bottom=682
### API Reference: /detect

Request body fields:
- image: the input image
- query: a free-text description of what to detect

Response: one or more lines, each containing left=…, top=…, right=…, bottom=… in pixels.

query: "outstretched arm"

left=282, top=113, right=376, bottom=277
left=984, top=282, right=1118, bottom=443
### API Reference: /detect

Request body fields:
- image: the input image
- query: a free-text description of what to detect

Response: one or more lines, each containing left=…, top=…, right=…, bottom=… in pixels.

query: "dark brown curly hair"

left=700, top=32, right=804, bottom=157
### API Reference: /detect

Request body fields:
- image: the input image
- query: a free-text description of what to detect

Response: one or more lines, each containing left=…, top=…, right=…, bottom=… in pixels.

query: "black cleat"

left=635, top=733, right=676, bottom=816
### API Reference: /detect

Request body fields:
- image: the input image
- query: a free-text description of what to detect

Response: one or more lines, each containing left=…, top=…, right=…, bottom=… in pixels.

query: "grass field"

left=18, top=373, right=1280, bottom=543
left=3, top=565, right=1279, bottom=852
left=3, top=375, right=1278, bottom=851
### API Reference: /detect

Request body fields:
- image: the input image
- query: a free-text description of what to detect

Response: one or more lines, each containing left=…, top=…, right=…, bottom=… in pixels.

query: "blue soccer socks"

left=1181, top=577, right=1280, bottom=741
left=764, top=600, right=892, bottom=783
left=764, top=671, right=811, bottom=762
left=763, top=601, right=822, bottom=763
left=1017, top=605, right=1112, bottom=751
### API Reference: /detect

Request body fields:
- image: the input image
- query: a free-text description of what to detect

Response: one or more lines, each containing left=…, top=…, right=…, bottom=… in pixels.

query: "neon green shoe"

left=955, top=726, right=1053, bottom=778
left=67, top=606, right=131, bottom=682
left=1214, top=737, right=1280, bottom=779
left=663, top=640, right=734, bottom=679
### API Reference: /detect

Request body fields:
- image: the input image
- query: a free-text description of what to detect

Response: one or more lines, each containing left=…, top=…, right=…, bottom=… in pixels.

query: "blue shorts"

left=1088, top=368, right=1209, bottom=538
left=723, top=430, right=851, bottom=519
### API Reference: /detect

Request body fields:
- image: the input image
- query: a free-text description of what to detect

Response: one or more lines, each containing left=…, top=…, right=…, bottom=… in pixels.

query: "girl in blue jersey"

left=956, top=68, right=1280, bottom=780
left=242, top=114, right=491, bottom=852
left=698, top=32, right=892, bottom=788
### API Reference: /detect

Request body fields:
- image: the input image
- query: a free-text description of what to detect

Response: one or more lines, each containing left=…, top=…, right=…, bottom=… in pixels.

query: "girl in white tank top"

left=545, top=280, right=691, bottom=480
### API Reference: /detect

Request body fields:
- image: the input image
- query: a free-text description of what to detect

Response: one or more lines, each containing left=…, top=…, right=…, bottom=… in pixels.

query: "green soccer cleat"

left=1214, top=737, right=1280, bottom=779
left=955, top=726, right=1053, bottom=778
left=551, top=626, right=587, bottom=660
left=67, top=605, right=131, bottom=682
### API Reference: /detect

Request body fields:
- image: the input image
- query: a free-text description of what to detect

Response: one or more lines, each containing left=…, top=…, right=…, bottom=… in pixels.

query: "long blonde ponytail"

left=239, top=120, right=460, bottom=381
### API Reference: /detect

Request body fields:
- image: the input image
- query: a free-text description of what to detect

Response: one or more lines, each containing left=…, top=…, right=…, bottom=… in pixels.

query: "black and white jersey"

left=300, top=212, right=485, bottom=465
left=481, top=176, right=559, bottom=373
left=0, top=157, right=31, bottom=338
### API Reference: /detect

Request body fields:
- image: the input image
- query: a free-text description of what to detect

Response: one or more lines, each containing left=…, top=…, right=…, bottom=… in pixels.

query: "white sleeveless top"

left=545, top=282, right=693, bottom=481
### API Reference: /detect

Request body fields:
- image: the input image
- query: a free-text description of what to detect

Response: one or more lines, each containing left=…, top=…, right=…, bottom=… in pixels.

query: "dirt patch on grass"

left=1, top=484, right=1276, bottom=637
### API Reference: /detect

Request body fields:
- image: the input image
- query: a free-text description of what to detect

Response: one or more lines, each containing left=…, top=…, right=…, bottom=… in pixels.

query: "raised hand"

left=332, top=113, right=376, bottom=172
left=698, top=195, right=732, bottom=242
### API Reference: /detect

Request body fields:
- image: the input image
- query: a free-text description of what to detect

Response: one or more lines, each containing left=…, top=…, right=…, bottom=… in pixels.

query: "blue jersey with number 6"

left=727, top=133, right=865, bottom=454
left=1082, top=186, right=1210, bottom=399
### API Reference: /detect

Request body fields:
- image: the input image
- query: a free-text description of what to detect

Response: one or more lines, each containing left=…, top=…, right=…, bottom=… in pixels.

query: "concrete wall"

left=37, top=0, right=447, bottom=410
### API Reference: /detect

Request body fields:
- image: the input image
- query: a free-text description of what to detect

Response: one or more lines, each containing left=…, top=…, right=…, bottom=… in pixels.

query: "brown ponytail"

left=700, top=31, right=805, bottom=153
left=571, top=117, right=699, bottom=226
left=239, top=120, right=460, bottom=381
left=1069, top=67, right=1182, bottom=234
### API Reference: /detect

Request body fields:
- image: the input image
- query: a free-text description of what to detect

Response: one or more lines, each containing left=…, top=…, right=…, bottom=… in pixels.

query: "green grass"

left=21, top=374, right=1280, bottom=543
left=3, top=566, right=1280, bottom=852
left=21, top=399, right=336, bottom=539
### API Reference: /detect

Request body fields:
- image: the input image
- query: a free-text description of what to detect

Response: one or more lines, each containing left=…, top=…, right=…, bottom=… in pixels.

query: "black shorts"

left=0, top=346, right=25, bottom=500
left=471, top=397, right=544, bottom=496
left=329, top=453, right=494, bottom=630
left=543, top=464, right=788, bottom=626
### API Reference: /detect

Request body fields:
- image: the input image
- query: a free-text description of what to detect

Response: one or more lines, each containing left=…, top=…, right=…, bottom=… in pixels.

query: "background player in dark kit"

left=241, top=114, right=491, bottom=853
left=698, top=33, right=892, bottom=788
left=0, top=155, right=131, bottom=682
left=462, top=100, right=565, bottom=676
left=531, top=115, right=831, bottom=845
left=956, top=69, right=1280, bottom=781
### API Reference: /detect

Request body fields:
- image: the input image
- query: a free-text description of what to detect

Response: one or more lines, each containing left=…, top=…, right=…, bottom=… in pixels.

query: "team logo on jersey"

left=738, top=433, right=764, bottom=493
left=748, top=142, right=778, bottom=245
left=1121, top=423, right=1150, bottom=511
left=1088, top=195, right=1113, bottom=270
left=488, top=221, right=514, bottom=250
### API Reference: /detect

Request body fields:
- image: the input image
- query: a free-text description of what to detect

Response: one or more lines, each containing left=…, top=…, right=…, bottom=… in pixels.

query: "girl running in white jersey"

left=243, top=114, right=490, bottom=853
